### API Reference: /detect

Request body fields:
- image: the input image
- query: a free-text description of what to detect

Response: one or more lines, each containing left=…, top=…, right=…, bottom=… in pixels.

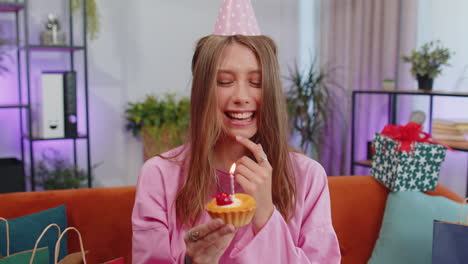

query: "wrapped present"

left=371, top=122, right=447, bottom=192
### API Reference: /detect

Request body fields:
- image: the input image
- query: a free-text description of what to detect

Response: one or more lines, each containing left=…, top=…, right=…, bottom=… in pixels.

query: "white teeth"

left=228, top=112, right=253, bottom=119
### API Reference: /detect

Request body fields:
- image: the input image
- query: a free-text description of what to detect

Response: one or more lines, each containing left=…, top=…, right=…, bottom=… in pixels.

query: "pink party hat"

left=213, top=0, right=261, bottom=36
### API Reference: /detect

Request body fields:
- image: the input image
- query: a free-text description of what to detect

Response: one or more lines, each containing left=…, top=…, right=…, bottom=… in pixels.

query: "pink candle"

left=229, top=163, right=236, bottom=199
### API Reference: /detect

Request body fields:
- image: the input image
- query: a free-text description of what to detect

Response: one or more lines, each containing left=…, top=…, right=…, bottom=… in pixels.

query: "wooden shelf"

left=354, top=89, right=468, bottom=97
left=353, top=160, right=372, bottom=168
left=437, top=140, right=468, bottom=152
left=0, top=3, right=24, bottom=12
left=0, top=104, right=28, bottom=109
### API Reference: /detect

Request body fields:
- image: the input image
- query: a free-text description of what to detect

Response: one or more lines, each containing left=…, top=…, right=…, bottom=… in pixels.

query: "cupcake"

left=205, top=192, right=256, bottom=227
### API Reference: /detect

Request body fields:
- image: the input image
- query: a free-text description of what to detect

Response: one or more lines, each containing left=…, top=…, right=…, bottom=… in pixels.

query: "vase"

left=40, top=30, right=66, bottom=46
left=416, top=74, right=434, bottom=91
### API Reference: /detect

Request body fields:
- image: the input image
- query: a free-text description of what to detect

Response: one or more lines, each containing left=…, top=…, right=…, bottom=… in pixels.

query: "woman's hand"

left=184, top=219, right=236, bottom=264
left=235, top=136, right=274, bottom=233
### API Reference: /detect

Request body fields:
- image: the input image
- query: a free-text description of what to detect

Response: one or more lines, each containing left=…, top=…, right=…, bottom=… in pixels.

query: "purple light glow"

left=1, top=36, right=86, bottom=187
left=0, top=3, right=24, bottom=13
left=352, top=92, right=392, bottom=175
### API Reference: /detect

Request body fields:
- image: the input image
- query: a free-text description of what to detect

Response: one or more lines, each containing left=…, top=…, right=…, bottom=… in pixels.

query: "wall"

left=89, top=0, right=299, bottom=186
left=0, top=0, right=299, bottom=188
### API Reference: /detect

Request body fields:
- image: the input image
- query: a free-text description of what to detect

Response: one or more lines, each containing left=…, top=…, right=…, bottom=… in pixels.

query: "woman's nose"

left=232, top=81, right=250, bottom=105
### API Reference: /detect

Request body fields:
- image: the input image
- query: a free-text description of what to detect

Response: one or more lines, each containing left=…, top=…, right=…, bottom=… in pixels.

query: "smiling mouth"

left=225, top=111, right=256, bottom=121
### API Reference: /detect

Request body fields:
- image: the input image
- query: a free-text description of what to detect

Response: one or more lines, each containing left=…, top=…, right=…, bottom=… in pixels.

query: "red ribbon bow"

left=381, top=122, right=451, bottom=153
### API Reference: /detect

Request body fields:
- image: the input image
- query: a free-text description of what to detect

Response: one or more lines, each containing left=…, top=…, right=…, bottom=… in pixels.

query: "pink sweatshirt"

left=132, top=147, right=341, bottom=263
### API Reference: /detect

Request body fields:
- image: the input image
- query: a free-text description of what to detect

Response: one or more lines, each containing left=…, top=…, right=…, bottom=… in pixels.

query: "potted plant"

left=71, top=0, right=99, bottom=40
left=286, top=61, right=343, bottom=159
left=402, top=40, right=452, bottom=91
left=382, top=79, right=395, bottom=90
left=125, top=94, right=190, bottom=160
left=36, top=149, right=93, bottom=190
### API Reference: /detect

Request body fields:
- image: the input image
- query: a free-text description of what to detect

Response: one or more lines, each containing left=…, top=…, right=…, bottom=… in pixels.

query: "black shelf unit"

left=0, top=104, right=29, bottom=108
left=23, top=135, right=89, bottom=142
left=0, top=0, right=92, bottom=191
left=350, top=89, right=468, bottom=195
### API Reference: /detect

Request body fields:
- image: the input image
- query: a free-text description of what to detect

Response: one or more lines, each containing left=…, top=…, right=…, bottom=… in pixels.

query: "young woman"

left=131, top=34, right=341, bottom=263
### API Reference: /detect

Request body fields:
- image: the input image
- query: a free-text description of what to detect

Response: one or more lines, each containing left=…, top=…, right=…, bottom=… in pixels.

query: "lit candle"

left=229, top=163, right=236, bottom=199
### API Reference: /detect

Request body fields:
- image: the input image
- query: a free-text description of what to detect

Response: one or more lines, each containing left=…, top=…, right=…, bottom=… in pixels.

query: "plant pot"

left=141, top=125, right=186, bottom=161
left=416, top=74, right=434, bottom=91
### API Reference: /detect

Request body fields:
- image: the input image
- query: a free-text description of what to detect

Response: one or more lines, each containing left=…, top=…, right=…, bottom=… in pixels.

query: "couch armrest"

left=0, top=186, right=136, bottom=264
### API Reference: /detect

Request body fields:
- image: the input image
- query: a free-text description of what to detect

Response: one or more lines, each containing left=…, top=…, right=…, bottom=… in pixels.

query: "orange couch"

left=0, top=176, right=462, bottom=264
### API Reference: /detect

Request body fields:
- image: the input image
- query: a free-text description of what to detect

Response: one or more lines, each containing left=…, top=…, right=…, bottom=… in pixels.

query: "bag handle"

left=54, top=227, right=87, bottom=264
left=0, top=217, right=10, bottom=257
left=457, top=198, right=468, bottom=224
left=29, top=223, right=61, bottom=264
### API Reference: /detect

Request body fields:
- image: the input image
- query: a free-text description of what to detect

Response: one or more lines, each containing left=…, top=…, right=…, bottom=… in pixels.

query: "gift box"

left=371, top=122, right=447, bottom=192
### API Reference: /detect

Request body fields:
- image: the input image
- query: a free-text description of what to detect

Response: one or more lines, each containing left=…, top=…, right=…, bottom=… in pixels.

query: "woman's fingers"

left=199, top=224, right=236, bottom=246
left=185, top=222, right=236, bottom=263
left=202, top=228, right=236, bottom=257
left=235, top=163, right=258, bottom=183
left=237, top=156, right=261, bottom=172
left=191, top=230, right=236, bottom=264
left=235, top=173, right=256, bottom=194
left=184, top=218, right=224, bottom=244
left=235, top=136, right=271, bottom=169
left=236, top=156, right=270, bottom=184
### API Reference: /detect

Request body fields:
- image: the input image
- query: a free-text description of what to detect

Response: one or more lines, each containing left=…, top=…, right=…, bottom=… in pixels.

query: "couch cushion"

left=0, top=205, right=67, bottom=264
left=368, top=191, right=464, bottom=263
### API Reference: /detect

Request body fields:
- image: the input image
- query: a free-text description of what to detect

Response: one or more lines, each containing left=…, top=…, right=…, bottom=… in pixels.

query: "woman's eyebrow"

left=217, top=69, right=261, bottom=74
left=217, top=69, right=233, bottom=74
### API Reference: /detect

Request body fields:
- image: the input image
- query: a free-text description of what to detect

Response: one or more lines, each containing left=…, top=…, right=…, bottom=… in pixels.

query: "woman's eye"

left=217, top=81, right=233, bottom=86
left=251, top=82, right=262, bottom=87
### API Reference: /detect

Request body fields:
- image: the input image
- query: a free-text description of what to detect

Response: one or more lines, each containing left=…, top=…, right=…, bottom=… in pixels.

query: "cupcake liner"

left=207, top=207, right=256, bottom=227
left=205, top=193, right=257, bottom=227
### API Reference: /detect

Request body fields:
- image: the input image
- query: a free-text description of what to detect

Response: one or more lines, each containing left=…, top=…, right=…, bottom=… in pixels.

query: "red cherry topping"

left=215, top=192, right=233, bottom=206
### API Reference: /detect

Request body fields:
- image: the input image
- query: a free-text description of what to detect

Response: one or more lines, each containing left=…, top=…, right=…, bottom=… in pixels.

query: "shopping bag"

left=0, top=218, right=58, bottom=264
left=432, top=198, right=468, bottom=264
left=0, top=247, right=49, bottom=264
left=3, top=216, right=119, bottom=264
left=54, top=227, right=87, bottom=264
left=102, top=258, right=124, bottom=264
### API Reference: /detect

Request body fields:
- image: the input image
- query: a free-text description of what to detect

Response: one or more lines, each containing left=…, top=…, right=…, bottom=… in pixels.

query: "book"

left=433, top=119, right=468, bottom=135
left=455, top=124, right=468, bottom=132
left=433, top=133, right=467, bottom=141
left=432, top=127, right=463, bottom=135
left=434, top=119, right=468, bottom=126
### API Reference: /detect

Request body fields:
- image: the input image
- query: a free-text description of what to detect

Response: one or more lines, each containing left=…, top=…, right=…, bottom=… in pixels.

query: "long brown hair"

left=176, top=35, right=296, bottom=227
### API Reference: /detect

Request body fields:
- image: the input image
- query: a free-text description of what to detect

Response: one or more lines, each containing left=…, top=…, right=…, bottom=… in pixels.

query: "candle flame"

left=229, top=163, right=236, bottom=174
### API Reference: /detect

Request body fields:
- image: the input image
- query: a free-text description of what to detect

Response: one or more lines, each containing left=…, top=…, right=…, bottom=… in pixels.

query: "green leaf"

left=285, top=59, right=345, bottom=159
left=71, top=0, right=100, bottom=40
left=124, top=94, right=190, bottom=140
left=35, top=148, right=99, bottom=190
left=401, top=40, right=453, bottom=79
